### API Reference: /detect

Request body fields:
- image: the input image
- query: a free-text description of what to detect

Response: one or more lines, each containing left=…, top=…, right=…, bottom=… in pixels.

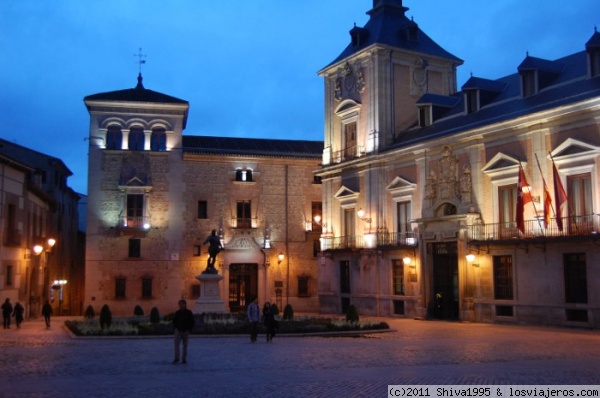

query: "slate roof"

left=84, top=74, right=188, bottom=105
left=391, top=49, right=600, bottom=150
left=182, top=136, right=323, bottom=159
left=322, top=0, right=462, bottom=71
left=0, top=138, right=72, bottom=176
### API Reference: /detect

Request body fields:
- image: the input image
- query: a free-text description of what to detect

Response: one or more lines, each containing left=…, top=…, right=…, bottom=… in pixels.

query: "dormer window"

left=521, top=71, right=536, bottom=97
left=418, top=106, right=431, bottom=127
left=465, top=90, right=478, bottom=113
left=586, top=28, right=600, bottom=78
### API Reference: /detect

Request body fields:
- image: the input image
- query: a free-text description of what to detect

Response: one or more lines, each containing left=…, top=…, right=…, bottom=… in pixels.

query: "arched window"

left=235, top=169, right=252, bottom=182
left=128, top=126, right=145, bottom=151
left=106, top=125, right=122, bottom=150
left=150, top=128, right=166, bottom=151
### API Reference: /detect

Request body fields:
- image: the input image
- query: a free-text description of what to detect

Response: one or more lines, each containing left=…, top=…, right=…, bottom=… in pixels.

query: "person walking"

left=247, top=297, right=260, bottom=342
left=262, top=302, right=276, bottom=342
left=42, top=300, right=53, bottom=329
left=12, top=302, right=24, bottom=329
left=1, top=298, right=12, bottom=329
left=172, top=299, right=195, bottom=364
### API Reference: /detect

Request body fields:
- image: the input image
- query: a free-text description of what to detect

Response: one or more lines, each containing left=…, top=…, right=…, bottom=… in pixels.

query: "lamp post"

left=31, top=238, right=57, bottom=317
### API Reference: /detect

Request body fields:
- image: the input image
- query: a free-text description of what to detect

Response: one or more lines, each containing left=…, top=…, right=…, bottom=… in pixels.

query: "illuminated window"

left=493, top=255, right=513, bottom=300
left=392, top=259, right=405, bottom=295
left=235, top=169, right=253, bottom=182
left=236, top=200, right=251, bottom=228
left=311, top=202, right=322, bottom=232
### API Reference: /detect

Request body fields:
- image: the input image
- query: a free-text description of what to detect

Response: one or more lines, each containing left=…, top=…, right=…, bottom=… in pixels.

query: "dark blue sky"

left=1, top=0, right=598, bottom=194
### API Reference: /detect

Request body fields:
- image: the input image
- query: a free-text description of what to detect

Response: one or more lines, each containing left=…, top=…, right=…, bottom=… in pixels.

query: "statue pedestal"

left=193, top=272, right=227, bottom=314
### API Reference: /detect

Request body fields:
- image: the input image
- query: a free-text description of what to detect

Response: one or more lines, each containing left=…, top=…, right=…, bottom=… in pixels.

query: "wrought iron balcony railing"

left=119, top=216, right=151, bottom=230
left=320, top=231, right=418, bottom=251
left=467, top=214, right=599, bottom=242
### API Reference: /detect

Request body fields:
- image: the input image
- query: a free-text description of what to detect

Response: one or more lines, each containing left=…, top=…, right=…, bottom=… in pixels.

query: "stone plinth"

left=193, top=272, right=227, bottom=314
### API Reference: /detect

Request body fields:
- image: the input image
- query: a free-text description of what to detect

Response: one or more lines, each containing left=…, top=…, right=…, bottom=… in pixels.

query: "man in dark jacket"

left=172, top=299, right=195, bottom=364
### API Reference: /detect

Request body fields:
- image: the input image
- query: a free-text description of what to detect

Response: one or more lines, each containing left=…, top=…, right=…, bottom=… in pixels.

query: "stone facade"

left=315, top=0, right=600, bottom=327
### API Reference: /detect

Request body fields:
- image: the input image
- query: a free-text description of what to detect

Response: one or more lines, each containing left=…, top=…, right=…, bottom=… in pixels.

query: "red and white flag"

left=553, top=162, right=568, bottom=231
left=516, top=166, right=533, bottom=234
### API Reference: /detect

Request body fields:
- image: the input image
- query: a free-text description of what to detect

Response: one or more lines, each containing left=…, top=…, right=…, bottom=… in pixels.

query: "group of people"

left=171, top=297, right=279, bottom=364
left=247, top=297, right=278, bottom=342
left=0, top=298, right=53, bottom=330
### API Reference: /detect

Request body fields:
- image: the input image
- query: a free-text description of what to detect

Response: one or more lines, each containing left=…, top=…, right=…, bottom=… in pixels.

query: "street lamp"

left=31, top=238, right=57, bottom=318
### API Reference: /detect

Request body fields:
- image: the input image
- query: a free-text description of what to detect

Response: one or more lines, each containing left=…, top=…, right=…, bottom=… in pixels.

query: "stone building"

left=315, top=0, right=600, bottom=327
left=0, top=139, right=82, bottom=317
left=83, top=75, right=323, bottom=316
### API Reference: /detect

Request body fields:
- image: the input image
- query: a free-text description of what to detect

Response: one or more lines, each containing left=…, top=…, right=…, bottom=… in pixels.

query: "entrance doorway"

left=432, top=242, right=459, bottom=320
left=228, top=263, right=258, bottom=313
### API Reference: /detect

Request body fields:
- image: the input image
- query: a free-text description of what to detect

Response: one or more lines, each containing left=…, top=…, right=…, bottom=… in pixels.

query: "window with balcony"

left=128, top=126, right=145, bottom=151
left=567, top=173, right=593, bottom=232
left=493, top=255, right=513, bottom=300
left=498, top=184, right=517, bottom=238
left=126, top=194, right=145, bottom=228
left=236, top=200, right=251, bottom=228
left=343, top=121, right=357, bottom=160
left=150, top=128, right=166, bottom=151
left=115, top=277, right=126, bottom=299
left=392, top=259, right=405, bottom=295
left=106, top=125, right=122, bottom=150
left=397, top=201, right=411, bottom=234
left=564, top=253, right=587, bottom=304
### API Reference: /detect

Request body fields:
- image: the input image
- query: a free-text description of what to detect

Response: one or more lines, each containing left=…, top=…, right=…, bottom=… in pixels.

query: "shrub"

left=282, top=304, right=294, bottom=321
left=99, top=305, right=112, bottom=329
left=84, top=305, right=95, bottom=319
left=133, top=305, right=144, bottom=316
left=150, top=307, right=161, bottom=324
left=271, top=303, right=279, bottom=316
left=346, top=304, right=359, bottom=323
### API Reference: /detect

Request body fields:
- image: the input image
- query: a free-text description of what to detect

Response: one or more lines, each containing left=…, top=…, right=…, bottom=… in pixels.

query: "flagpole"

left=520, top=162, right=544, bottom=235
left=534, top=154, right=556, bottom=233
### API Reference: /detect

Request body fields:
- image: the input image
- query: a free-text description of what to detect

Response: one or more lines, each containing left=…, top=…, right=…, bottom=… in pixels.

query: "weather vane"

left=134, top=48, right=147, bottom=73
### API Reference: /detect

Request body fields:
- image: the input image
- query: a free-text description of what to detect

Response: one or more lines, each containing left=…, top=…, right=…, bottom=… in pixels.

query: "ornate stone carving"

left=411, top=57, right=428, bottom=96
left=335, top=62, right=364, bottom=102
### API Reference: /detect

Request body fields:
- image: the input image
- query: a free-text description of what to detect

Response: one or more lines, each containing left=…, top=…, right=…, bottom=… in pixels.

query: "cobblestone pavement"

left=0, top=317, right=599, bottom=397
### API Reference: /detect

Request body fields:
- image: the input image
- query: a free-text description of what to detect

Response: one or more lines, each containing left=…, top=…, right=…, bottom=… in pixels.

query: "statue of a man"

left=203, top=229, right=223, bottom=274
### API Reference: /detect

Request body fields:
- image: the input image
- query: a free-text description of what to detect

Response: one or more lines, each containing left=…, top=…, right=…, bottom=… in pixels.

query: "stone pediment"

left=225, top=230, right=261, bottom=250
left=551, top=138, right=600, bottom=163
left=334, top=185, right=359, bottom=199
left=386, top=176, right=416, bottom=193
left=482, top=153, right=523, bottom=179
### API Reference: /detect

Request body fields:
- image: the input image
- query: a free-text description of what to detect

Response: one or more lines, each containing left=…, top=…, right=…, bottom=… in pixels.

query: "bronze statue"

left=203, top=229, right=223, bottom=274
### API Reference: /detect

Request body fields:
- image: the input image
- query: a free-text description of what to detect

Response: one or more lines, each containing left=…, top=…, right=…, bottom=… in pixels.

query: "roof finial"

left=134, top=47, right=147, bottom=74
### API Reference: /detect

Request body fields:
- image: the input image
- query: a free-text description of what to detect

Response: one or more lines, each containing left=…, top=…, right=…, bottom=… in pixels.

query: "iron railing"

left=467, top=214, right=600, bottom=241
left=119, top=216, right=151, bottom=229
left=320, top=231, right=418, bottom=251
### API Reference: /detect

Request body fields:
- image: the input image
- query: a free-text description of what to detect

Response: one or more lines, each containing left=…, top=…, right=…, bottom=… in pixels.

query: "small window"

left=150, top=128, right=166, bottom=151
left=235, top=169, right=253, bottom=182
left=115, top=278, right=126, bottom=299
left=236, top=200, right=251, bottom=228
left=311, top=202, right=322, bottom=232
left=193, top=245, right=202, bottom=257
left=392, top=259, right=405, bottom=295
left=493, top=255, right=513, bottom=300
left=564, top=253, right=587, bottom=304
left=5, top=265, right=13, bottom=286
left=129, top=239, right=141, bottom=258
left=312, top=176, right=322, bottom=184
left=298, top=276, right=310, bottom=297
left=191, top=285, right=200, bottom=299
left=312, top=239, right=321, bottom=257
left=141, top=277, right=153, bottom=299
left=418, top=106, right=431, bottom=127
left=197, top=200, right=208, bottom=219
left=495, top=305, right=514, bottom=317
left=590, top=50, right=600, bottom=78
left=340, top=261, right=350, bottom=294
left=393, top=300, right=405, bottom=315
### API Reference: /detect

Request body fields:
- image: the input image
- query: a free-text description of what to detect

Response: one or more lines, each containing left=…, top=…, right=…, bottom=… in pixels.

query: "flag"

left=516, top=166, right=533, bottom=234
left=543, top=185, right=552, bottom=229
left=553, top=162, right=568, bottom=231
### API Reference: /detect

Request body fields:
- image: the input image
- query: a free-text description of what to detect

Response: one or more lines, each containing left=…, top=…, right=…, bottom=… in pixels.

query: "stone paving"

left=0, top=316, right=599, bottom=397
